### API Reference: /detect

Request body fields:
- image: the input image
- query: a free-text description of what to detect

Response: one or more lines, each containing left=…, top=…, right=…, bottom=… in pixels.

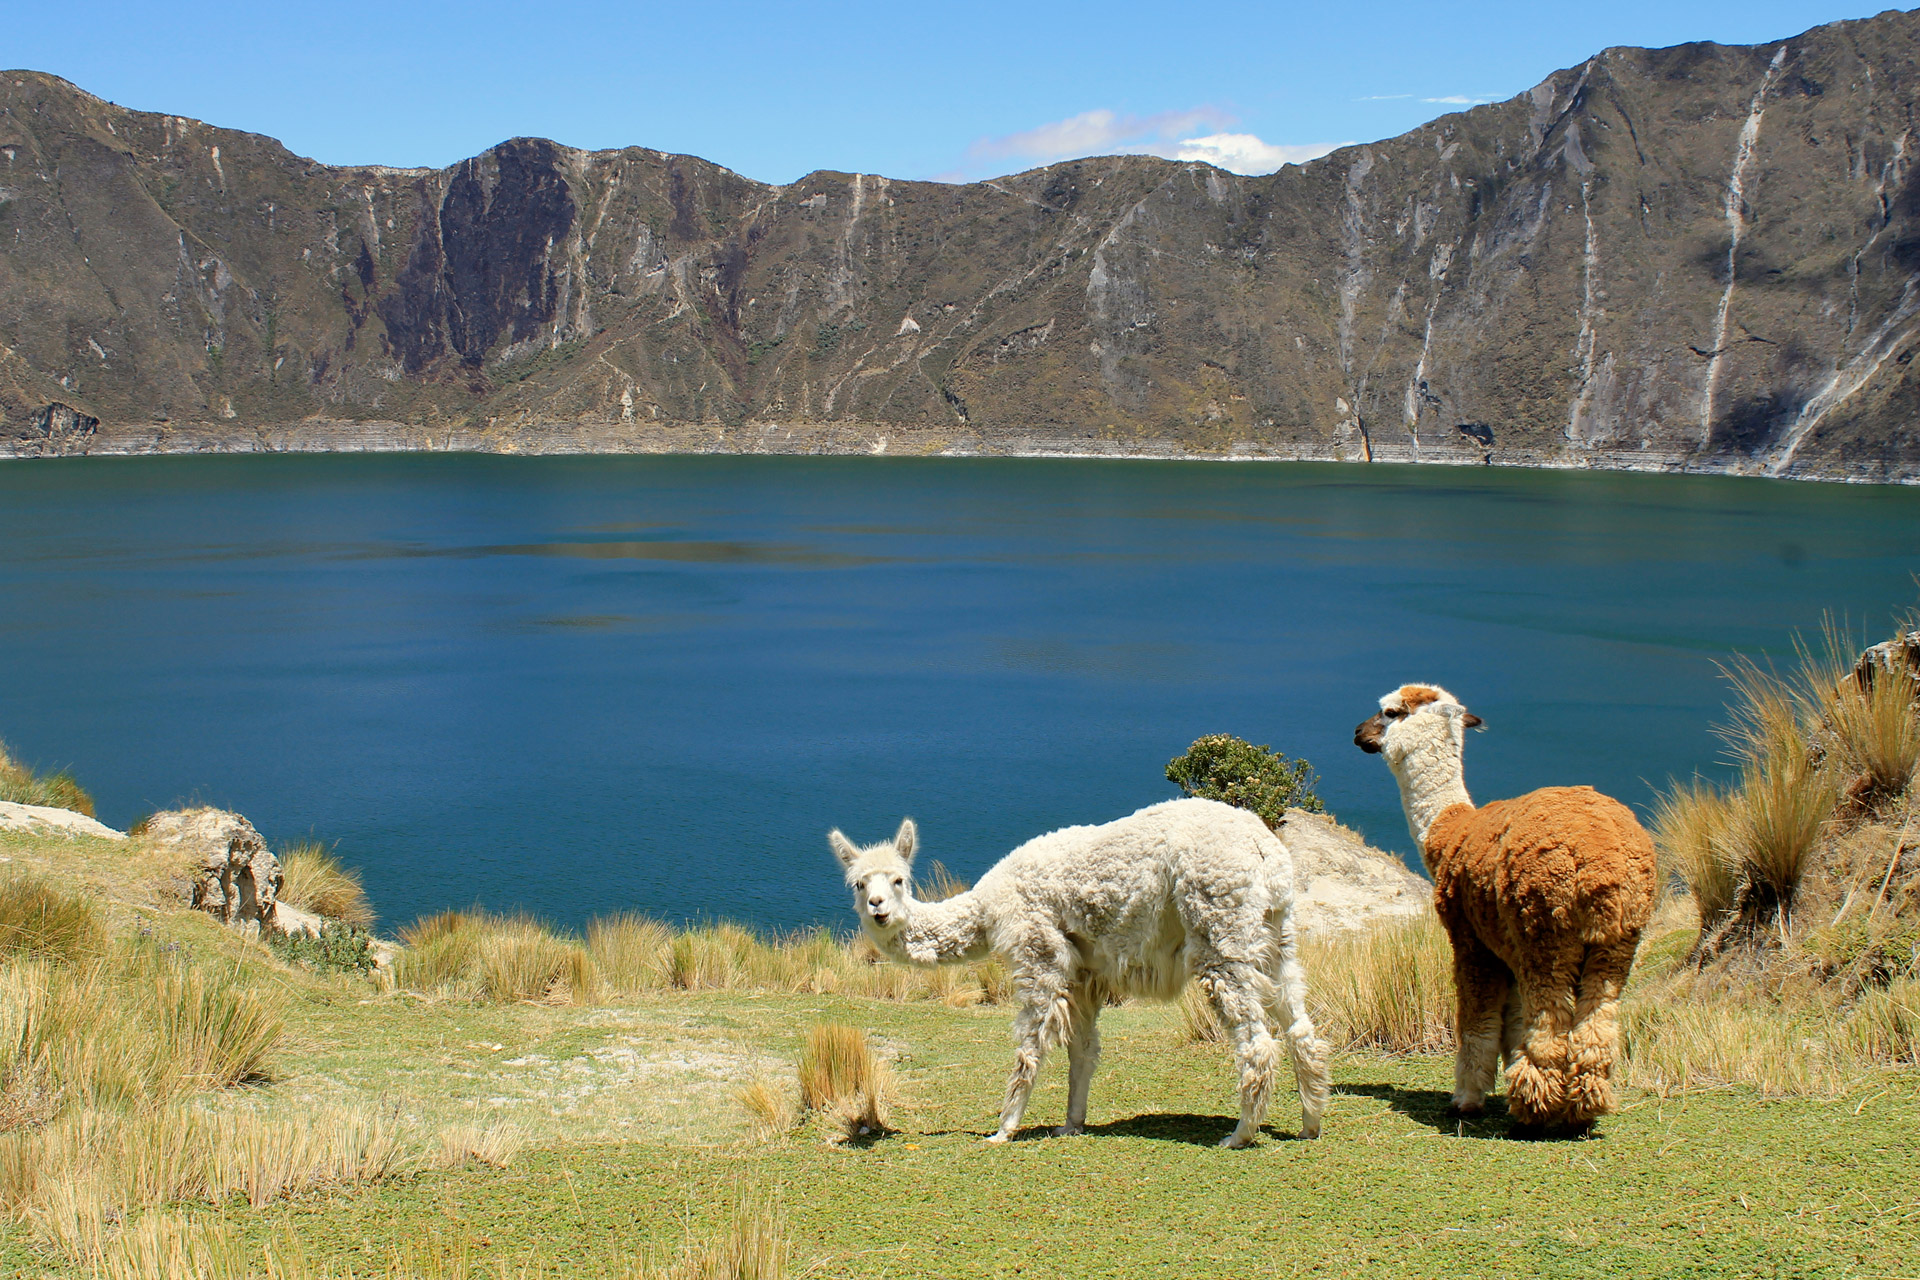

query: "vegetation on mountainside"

left=0, top=741, right=94, bottom=818
left=1653, top=619, right=1920, bottom=962
left=1165, top=734, right=1324, bottom=824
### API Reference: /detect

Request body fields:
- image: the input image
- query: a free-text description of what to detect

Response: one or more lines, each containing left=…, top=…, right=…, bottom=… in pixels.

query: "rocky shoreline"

left=5, top=415, right=1911, bottom=485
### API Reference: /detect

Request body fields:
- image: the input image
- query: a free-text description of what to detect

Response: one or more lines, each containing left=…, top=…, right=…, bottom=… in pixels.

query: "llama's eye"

left=892, top=877, right=903, bottom=888
left=1384, top=708, right=1405, bottom=719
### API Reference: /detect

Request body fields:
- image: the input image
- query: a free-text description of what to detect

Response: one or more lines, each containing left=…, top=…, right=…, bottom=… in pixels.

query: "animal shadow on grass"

left=1340, top=1083, right=1600, bottom=1142
left=938, top=1114, right=1311, bottom=1145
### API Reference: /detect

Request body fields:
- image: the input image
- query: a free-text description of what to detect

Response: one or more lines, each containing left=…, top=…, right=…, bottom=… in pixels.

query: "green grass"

left=1, top=824, right=1917, bottom=1278
left=139, top=999, right=1920, bottom=1280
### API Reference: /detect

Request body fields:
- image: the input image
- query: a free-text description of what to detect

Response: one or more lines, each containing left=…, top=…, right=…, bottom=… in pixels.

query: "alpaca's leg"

left=1448, top=935, right=1511, bottom=1116
left=1201, top=962, right=1279, bottom=1148
left=988, top=951, right=1072, bottom=1143
left=1505, top=942, right=1585, bottom=1128
left=1564, top=936, right=1640, bottom=1126
left=1265, top=914, right=1330, bottom=1139
left=1056, top=980, right=1102, bottom=1136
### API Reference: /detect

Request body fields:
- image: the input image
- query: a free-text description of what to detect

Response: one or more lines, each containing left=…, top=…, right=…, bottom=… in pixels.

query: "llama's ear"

left=893, top=818, right=917, bottom=864
left=1462, top=712, right=1485, bottom=730
left=828, top=829, right=861, bottom=869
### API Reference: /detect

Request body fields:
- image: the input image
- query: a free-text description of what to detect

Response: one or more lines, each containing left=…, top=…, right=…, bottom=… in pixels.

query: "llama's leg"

left=1564, top=937, right=1640, bottom=1127
left=1265, top=914, right=1330, bottom=1139
left=1200, top=962, right=1279, bottom=1148
left=1448, top=934, right=1512, bottom=1116
left=1505, top=942, right=1586, bottom=1129
left=987, top=947, right=1073, bottom=1144
left=1056, top=980, right=1103, bottom=1137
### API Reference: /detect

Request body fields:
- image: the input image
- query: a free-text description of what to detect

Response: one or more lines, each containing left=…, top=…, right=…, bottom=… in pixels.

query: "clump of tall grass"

left=1652, top=651, right=1849, bottom=959
left=279, top=842, right=375, bottom=928
left=392, top=911, right=597, bottom=1004
left=796, top=1022, right=893, bottom=1141
left=1652, top=778, right=1737, bottom=918
left=0, top=871, right=105, bottom=963
left=588, top=913, right=674, bottom=996
left=1178, top=980, right=1225, bottom=1044
left=436, top=1119, right=524, bottom=1170
left=0, top=1104, right=413, bottom=1262
left=0, top=739, right=95, bottom=817
left=96, top=1193, right=796, bottom=1280
left=0, top=878, right=284, bottom=1128
left=1303, top=912, right=1454, bottom=1054
left=734, top=1077, right=799, bottom=1141
left=1801, top=620, right=1920, bottom=811
left=580, top=917, right=1002, bottom=1006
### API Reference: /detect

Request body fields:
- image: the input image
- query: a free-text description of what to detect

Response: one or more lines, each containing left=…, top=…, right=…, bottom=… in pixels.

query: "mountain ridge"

left=5, top=9, right=1920, bottom=479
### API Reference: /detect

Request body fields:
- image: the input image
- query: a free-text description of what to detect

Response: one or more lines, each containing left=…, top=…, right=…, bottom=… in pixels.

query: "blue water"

left=1, top=454, right=1916, bottom=932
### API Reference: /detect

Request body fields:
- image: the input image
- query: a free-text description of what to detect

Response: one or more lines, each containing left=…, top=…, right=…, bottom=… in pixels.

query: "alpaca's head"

left=828, top=818, right=918, bottom=937
left=1353, top=684, right=1483, bottom=767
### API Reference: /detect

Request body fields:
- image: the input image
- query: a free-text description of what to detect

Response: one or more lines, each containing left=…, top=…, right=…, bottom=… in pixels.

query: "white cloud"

left=1166, top=133, right=1347, bottom=175
left=1422, top=94, right=1500, bottom=105
left=1356, top=93, right=1414, bottom=101
left=959, top=109, right=1341, bottom=178
left=968, top=107, right=1233, bottom=165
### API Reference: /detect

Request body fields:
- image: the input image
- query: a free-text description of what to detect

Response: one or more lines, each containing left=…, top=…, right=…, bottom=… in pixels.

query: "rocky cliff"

left=6, top=10, right=1920, bottom=479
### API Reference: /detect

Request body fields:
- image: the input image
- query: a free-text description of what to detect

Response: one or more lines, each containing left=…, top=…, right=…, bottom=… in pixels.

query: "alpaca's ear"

left=828, top=829, right=861, bottom=869
left=1462, top=713, right=1485, bottom=730
left=893, top=818, right=918, bottom=865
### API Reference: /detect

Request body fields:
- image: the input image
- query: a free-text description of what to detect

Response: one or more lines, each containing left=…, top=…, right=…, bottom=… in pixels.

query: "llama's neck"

left=876, top=892, right=992, bottom=967
left=1388, top=723, right=1474, bottom=854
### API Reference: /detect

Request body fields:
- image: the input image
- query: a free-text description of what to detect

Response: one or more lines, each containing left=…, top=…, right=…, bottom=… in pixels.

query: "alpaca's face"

left=828, top=819, right=917, bottom=934
left=1354, top=684, right=1482, bottom=761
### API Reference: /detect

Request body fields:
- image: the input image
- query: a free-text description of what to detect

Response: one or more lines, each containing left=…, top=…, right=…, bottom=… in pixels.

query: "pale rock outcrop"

left=140, top=807, right=282, bottom=935
left=1273, top=808, right=1430, bottom=935
left=0, top=800, right=126, bottom=840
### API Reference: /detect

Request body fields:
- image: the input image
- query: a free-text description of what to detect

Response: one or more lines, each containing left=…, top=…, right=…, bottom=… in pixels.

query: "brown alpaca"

left=1355, top=685, right=1656, bottom=1131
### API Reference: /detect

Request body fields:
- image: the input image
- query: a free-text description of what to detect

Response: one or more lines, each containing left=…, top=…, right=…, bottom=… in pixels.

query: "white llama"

left=829, top=799, right=1331, bottom=1147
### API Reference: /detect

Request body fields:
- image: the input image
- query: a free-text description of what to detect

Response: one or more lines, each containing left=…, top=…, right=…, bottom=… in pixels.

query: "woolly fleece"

left=1356, top=685, right=1656, bottom=1131
left=829, top=798, right=1331, bottom=1147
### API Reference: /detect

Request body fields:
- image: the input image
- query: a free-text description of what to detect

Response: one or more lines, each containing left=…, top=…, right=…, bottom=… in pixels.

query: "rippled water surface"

left=3, top=454, right=1917, bottom=931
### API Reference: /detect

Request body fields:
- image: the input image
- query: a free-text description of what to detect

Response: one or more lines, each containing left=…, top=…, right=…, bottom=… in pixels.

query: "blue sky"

left=5, top=1, right=1904, bottom=183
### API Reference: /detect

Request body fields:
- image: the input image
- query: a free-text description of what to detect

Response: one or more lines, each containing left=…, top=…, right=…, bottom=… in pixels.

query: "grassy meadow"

left=1, top=816, right=1917, bottom=1280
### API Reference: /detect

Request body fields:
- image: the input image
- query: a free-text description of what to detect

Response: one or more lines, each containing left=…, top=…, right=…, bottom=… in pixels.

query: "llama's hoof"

left=1445, top=1099, right=1486, bottom=1118
left=1051, top=1123, right=1084, bottom=1138
left=984, top=1130, right=1012, bottom=1145
left=1218, top=1131, right=1255, bottom=1149
left=1298, top=1118, right=1322, bottom=1140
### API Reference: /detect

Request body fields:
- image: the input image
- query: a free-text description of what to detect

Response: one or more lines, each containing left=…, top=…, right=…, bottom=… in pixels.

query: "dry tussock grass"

left=91, top=1190, right=794, bottom=1279
left=796, top=1023, right=894, bottom=1142
left=279, top=843, right=375, bottom=928
left=0, top=739, right=95, bottom=817
left=1304, top=913, right=1455, bottom=1054
left=392, top=912, right=597, bottom=1004
left=733, top=1078, right=799, bottom=1142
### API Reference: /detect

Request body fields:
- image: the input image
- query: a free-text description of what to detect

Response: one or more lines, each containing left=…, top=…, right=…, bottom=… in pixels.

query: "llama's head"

left=1353, top=684, right=1483, bottom=764
left=828, top=818, right=917, bottom=936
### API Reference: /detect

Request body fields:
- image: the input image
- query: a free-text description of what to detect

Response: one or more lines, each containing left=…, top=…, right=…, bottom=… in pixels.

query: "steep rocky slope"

left=5, top=9, right=1920, bottom=478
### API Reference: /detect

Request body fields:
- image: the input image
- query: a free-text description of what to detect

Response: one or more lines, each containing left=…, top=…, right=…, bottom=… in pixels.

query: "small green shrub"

left=1166, top=734, right=1323, bottom=826
left=0, top=740, right=95, bottom=818
left=269, top=924, right=377, bottom=975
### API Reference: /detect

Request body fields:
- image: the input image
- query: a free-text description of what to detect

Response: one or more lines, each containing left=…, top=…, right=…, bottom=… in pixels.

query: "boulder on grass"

left=1274, top=808, right=1432, bottom=935
left=140, top=808, right=282, bottom=935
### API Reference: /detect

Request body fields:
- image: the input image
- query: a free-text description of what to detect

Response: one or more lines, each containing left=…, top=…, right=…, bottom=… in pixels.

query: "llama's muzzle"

left=1354, top=714, right=1386, bottom=753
